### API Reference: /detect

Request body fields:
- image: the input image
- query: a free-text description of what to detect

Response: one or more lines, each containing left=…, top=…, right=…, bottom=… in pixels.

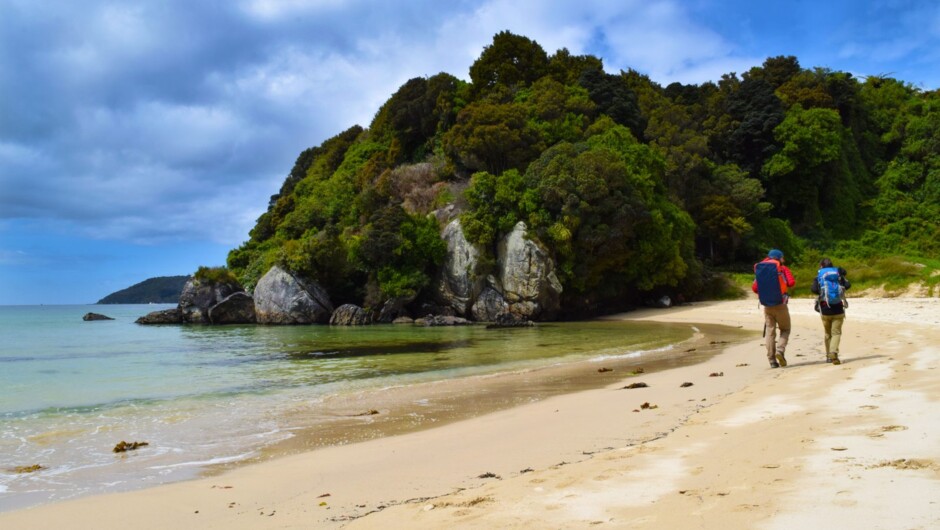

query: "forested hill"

left=225, top=31, right=938, bottom=317
left=97, top=276, right=190, bottom=304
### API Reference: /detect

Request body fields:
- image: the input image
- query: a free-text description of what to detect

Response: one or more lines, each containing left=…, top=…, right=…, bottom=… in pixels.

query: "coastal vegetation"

left=223, top=31, right=939, bottom=317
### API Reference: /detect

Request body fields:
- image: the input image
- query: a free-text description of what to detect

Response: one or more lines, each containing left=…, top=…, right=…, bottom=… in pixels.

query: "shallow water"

left=0, top=304, right=745, bottom=511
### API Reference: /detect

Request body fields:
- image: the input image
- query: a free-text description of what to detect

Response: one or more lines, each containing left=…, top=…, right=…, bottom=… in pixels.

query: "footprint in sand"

left=881, top=425, right=908, bottom=432
left=859, top=405, right=879, bottom=410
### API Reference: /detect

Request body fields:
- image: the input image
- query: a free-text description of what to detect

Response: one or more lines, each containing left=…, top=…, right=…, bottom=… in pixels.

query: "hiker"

left=810, top=258, right=851, bottom=365
left=752, top=249, right=796, bottom=368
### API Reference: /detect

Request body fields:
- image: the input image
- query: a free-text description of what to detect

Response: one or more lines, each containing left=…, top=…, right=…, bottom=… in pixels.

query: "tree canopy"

left=225, top=32, right=939, bottom=316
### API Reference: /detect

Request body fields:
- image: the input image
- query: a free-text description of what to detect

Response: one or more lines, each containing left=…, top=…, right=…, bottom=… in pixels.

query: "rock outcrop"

left=434, top=219, right=482, bottom=316
left=135, top=308, right=182, bottom=324
left=82, top=312, right=114, bottom=321
left=486, top=310, right=534, bottom=328
left=470, top=284, right=508, bottom=322
left=375, top=295, right=415, bottom=323
left=138, top=275, right=255, bottom=325
left=497, top=221, right=562, bottom=319
left=178, top=277, right=245, bottom=324
left=330, top=304, right=372, bottom=326
left=253, top=266, right=333, bottom=324
left=414, top=315, right=472, bottom=326
left=207, top=292, right=257, bottom=324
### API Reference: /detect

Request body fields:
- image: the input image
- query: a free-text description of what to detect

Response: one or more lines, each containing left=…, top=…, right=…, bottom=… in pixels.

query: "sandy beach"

left=2, top=297, right=938, bottom=529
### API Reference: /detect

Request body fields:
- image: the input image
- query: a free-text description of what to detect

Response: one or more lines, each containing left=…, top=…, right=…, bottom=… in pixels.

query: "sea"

left=0, top=303, right=745, bottom=512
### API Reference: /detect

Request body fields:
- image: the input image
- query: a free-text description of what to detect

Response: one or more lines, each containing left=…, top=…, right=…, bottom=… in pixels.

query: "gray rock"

left=414, top=315, right=471, bottom=326
left=434, top=219, right=482, bottom=316
left=470, top=285, right=508, bottom=322
left=497, top=221, right=563, bottom=320
left=375, top=295, right=414, bottom=323
left=330, top=304, right=372, bottom=326
left=392, top=316, right=415, bottom=324
left=253, top=266, right=333, bottom=324
left=486, top=311, right=534, bottom=328
left=82, top=312, right=114, bottom=321
left=178, top=277, right=243, bottom=324
left=135, top=308, right=182, bottom=324
left=208, top=292, right=257, bottom=324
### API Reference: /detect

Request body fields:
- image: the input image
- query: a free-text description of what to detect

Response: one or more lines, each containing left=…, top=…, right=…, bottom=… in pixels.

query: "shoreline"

left=2, top=298, right=937, bottom=528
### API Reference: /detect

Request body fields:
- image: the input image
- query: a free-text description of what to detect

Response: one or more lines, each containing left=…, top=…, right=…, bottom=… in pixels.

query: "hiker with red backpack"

left=752, top=249, right=796, bottom=368
left=810, top=257, right=851, bottom=365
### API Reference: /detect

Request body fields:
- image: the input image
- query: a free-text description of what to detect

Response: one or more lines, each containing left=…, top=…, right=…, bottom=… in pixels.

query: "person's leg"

left=775, top=306, right=791, bottom=366
left=829, top=314, right=845, bottom=365
left=764, top=309, right=778, bottom=366
left=821, top=314, right=834, bottom=362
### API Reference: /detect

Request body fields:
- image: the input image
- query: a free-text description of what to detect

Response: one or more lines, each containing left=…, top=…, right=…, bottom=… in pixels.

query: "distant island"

left=97, top=276, right=190, bottom=304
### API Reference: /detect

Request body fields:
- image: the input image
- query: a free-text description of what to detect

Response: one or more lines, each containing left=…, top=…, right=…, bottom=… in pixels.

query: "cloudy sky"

left=1, top=0, right=938, bottom=304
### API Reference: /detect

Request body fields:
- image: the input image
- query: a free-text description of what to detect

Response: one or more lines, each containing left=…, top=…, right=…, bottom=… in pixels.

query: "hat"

left=768, top=249, right=784, bottom=260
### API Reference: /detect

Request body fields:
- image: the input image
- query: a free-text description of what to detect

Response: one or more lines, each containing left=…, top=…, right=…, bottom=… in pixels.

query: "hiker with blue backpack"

left=810, top=258, right=851, bottom=365
left=752, top=249, right=796, bottom=368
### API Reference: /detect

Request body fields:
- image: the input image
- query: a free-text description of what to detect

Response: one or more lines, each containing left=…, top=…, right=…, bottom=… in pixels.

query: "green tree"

left=469, top=31, right=549, bottom=95
left=443, top=101, right=544, bottom=175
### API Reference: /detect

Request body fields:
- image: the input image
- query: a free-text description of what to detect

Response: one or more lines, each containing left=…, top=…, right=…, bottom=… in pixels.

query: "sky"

left=1, top=0, right=938, bottom=305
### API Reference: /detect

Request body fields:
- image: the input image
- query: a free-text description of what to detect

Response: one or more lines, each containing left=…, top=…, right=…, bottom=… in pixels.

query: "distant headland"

left=97, top=276, right=190, bottom=304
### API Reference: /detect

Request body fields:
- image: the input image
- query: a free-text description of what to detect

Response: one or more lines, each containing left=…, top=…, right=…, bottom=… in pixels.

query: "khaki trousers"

left=763, top=304, right=791, bottom=362
left=821, top=313, right=845, bottom=354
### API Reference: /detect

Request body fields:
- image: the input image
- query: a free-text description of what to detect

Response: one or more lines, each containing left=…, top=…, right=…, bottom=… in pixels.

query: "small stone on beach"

left=623, top=382, right=649, bottom=389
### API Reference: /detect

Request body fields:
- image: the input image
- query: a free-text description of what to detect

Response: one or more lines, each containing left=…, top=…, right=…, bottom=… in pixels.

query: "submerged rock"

left=414, top=315, right=471, bottom=326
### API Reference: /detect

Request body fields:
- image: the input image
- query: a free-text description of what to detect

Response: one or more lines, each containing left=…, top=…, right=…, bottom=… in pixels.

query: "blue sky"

left=1, top=0, right=938, bottom=305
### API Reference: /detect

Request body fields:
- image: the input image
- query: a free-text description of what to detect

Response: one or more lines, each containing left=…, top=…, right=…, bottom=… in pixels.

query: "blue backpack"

left=817, top=267, right=845, bottom=307
left=755, top=260, right=786, bottom=306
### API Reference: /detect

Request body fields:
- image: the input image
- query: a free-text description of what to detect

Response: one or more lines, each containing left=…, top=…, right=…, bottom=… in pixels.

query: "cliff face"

left=97, top=276, right=190, bottom=304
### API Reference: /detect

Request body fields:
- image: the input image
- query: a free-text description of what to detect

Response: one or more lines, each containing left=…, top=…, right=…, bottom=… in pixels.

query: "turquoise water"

left=0, top=304, right=697, bottom=511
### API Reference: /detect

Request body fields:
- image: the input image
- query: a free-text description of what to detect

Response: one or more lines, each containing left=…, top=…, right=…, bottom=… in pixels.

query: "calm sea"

left=0, top=304, right=708, bottom=511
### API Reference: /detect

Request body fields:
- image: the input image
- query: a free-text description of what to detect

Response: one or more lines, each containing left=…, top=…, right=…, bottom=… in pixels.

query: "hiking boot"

left=769, top=361, right=780, bottom=368
left=831, top=354, right=841, bottom=366
left=775, top=352, right=787, bottom=367
left=825, top=353, right=833, bottom=363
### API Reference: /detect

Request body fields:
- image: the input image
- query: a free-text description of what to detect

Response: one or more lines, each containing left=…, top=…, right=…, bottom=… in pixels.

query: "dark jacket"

left=811, top=267, right=851, bottom=315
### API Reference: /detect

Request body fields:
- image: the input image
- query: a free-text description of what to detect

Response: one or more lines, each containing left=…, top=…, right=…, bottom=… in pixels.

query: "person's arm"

left=752, top=279, right=758, bottom=293
left=810, top=277, right=820, bottom=294
left=781, top=266, right=796, bottom=288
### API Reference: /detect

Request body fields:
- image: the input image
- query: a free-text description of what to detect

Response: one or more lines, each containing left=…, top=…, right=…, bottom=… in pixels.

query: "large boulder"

left=136, top=308, right=182, bottom=324
left=434, top=219, right=483, bottom=316
left=253, top=266, right=333, bottom=324
left=497, top=221, right=563, bottom=320
left=375, top=294, right=415, bottom=323
left=330, top=304, right=372, bottom=326
left=470, top=284, right=508, bottom=322
left=178, top=277, right=244, bottom=324
left=208, top=292, right=257, bottom=324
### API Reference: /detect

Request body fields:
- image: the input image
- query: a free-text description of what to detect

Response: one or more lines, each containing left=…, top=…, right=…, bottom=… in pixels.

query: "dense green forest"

left=97, top=275, right=190, bottom=304
left=227, top=31, right=938, bottom=317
